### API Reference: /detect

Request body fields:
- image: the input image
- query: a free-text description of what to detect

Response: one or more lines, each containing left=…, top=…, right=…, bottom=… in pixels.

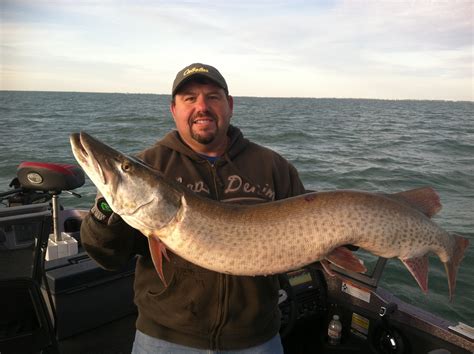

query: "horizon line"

left=1, top=89, right=472, bottom=103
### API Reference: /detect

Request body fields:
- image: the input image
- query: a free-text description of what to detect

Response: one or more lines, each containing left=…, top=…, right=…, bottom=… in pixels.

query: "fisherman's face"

left=171, top=80, right=233, bottom=156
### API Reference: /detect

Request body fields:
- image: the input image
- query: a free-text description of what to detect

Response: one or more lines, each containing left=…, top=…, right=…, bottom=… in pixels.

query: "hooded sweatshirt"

left=80, top=125, right=306, bottom=350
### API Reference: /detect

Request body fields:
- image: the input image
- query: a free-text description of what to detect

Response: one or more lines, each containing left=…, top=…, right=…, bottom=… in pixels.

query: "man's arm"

left=80, top=196, right=148, bottom=270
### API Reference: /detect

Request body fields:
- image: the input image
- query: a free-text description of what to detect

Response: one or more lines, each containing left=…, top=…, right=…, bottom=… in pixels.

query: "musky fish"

left=70, top=132, right=469, bottom=300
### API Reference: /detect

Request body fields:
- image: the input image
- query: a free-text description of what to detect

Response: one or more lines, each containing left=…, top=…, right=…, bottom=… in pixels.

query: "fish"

left=70, top=132, right=469, bottom=300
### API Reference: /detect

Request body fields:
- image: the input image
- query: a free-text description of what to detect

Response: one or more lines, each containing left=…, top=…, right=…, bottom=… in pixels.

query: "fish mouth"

left=70, top=133, right=88, bottom=161
left=70, top=132, right=111, bottom=185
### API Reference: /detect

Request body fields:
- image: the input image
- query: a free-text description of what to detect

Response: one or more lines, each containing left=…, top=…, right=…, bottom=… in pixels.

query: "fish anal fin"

left=325, top=247, right=367, bottom=274
left=401, top=255, right=429, bottom=294
left=148, top=235, right=169, bottom=287
left=444, top=234, right=469, bottom=302
left=392, top=187, right=441, bottom=218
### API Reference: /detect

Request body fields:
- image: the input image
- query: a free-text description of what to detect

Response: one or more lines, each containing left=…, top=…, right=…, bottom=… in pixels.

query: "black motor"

left=1, top=162, right=85, bottom=207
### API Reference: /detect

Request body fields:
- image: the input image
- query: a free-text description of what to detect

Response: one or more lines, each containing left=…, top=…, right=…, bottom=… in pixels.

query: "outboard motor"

left=17, top=162, right=85, bottom=193
left=15, top=162, right=85, bottom=242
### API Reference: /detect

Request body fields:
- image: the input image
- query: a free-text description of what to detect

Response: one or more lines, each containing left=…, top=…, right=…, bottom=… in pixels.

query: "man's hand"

left=90, top=196, right=122, bottom=225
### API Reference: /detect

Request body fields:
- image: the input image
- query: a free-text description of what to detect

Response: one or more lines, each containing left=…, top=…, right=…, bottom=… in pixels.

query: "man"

left=81, top=63, right=306, bottom=353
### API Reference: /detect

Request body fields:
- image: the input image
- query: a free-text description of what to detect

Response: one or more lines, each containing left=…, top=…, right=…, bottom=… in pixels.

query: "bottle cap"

left=333, top=315, right=340, bottom=320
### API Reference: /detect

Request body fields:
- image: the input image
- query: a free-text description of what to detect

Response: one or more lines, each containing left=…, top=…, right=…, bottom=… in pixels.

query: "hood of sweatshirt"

left=156, top=125, right=249, bottom=162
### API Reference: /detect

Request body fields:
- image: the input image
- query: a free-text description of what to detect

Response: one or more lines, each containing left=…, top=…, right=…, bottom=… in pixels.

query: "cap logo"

left=183, top=67, right=209, bottom=77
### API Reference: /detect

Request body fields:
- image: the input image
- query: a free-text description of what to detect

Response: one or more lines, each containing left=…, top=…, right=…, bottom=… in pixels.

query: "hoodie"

left=80, top=125, right=306, bottom=350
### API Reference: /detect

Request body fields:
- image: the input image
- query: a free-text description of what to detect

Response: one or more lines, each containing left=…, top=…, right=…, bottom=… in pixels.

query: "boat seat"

left=17, top=162, right=85, bottom=192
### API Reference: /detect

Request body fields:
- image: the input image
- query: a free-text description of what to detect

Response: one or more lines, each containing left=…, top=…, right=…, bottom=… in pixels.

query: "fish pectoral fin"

left=444, top=234, right=469, bottom=302
left=401, top=255, right=429, bottom=294
left=325, top=247, right=367, bottom=273
left=148, top=235, right=170, bottom=287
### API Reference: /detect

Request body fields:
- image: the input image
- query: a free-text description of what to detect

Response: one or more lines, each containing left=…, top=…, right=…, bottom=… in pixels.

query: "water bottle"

left=328, top=314, right=342, bottom=345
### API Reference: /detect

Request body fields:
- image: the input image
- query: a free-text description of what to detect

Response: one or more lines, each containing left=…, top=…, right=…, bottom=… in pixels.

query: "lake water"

left=1, top=91, right=473, bottom=325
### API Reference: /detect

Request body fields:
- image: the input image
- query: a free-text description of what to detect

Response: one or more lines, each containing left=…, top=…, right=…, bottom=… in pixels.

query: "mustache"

left=189, top=110, right=217, bottom=124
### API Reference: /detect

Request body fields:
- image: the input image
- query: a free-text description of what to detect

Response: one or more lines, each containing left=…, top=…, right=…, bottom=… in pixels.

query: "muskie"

left=70, top=132, right=469, bottom=300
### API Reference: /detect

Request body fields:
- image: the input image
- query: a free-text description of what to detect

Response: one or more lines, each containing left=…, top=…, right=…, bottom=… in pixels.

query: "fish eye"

left=121, top=161, right=132, bottom=172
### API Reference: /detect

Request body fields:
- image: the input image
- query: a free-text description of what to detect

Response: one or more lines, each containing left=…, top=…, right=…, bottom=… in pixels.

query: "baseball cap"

left=172, top=63, right=228, bottom=96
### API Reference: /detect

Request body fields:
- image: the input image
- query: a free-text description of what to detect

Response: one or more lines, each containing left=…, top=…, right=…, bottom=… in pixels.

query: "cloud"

left=1, top=0, right=472, bottom=100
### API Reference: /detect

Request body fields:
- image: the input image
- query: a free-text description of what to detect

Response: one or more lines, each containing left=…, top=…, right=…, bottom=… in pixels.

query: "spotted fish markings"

left=70, top=132, right=469, bottom=300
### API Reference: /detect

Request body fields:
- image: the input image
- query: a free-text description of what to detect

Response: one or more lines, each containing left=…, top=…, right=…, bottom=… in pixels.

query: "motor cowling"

left=17, top=162, right=85, bottom=192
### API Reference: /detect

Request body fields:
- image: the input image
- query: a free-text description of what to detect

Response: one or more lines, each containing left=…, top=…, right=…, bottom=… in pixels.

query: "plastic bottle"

left=328, top=314, right=342, bottom=345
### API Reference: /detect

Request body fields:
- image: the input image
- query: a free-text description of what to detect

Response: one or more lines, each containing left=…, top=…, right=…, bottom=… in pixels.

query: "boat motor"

left=16, top=162, right=85, bottom=243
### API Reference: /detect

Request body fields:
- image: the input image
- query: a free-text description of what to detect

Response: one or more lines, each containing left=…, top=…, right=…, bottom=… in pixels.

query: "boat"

left=0, top=161, right=473, bottom=354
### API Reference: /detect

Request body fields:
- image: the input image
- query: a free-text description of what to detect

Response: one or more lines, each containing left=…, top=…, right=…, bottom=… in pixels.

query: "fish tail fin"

left=444, top=234, right=469, bottom=302
left=149, top=235, right=170, bottom=287
left=325, top=246, right=367, bottom=274
left=401, top=256, right=429, bottom=294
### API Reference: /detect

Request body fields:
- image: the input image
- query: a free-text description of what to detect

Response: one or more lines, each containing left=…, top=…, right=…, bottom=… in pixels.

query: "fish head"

left=70, top=132, right=181, bottom=231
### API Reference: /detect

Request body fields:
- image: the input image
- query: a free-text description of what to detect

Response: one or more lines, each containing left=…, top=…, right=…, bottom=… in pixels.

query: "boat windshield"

left=329, top=249, right=387, bottom=288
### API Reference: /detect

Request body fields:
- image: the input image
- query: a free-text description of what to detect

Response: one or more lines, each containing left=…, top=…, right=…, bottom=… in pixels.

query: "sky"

left=1, top=0, right=473, bottom=101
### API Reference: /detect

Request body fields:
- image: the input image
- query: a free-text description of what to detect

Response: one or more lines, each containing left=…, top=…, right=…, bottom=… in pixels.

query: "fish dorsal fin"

left=391, top=187, right=442, bottom=218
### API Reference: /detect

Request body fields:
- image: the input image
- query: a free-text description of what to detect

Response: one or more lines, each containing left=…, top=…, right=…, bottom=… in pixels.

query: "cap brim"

left=172, top=74, right=227, bottom=96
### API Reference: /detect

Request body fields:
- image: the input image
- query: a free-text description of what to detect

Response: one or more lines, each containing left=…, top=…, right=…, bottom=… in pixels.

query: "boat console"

left=279, top=266, right=327, bottom=338
left=281, top=253, right=473, bottom=353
